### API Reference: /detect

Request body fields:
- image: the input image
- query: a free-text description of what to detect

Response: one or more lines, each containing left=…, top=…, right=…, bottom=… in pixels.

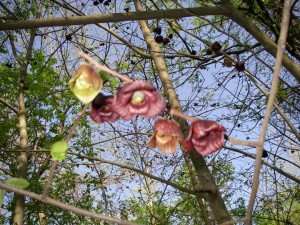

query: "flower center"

left=75, top=74, right=91, bottom=89
left=156, top=133, right=172, bottom=144
left=131, top=91, right=145, bottom=105
left=103, top=105, right=110, bottom=111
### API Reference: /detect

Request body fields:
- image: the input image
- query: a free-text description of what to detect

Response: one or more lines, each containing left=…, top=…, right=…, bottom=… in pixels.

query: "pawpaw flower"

left=111, top=80, right=166, bottom=120
left=69, top=64, right=103, bottom=104
left=90, top=93, right=119, bottom=123
left=181, top=120, right=226, bottom=156
left=147, top=119, right=183, bottom=154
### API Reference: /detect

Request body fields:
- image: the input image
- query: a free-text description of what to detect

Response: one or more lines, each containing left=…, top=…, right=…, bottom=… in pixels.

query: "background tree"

left=0, top=0, right=299, bottom=224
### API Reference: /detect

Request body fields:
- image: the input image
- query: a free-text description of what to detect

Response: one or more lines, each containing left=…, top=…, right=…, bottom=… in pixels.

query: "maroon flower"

left=147, top=119, right=183, bottom=154
left=90, top=93, right=119, bottom=123
left=181, top=120, right=226, bottom=156
left=111, top=80, right=166, bottom=120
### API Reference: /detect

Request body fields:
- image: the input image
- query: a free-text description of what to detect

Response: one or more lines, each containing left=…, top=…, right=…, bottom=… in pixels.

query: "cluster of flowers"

left=69, top=64, right=226, bottom=156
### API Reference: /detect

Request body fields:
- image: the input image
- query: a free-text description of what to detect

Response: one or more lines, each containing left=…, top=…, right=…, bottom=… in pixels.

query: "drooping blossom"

left=181, top=120, right=226, bottom=156
left=69, top=64, right=103, bottom=104
left=111, top=80, right=166, bottom=120
left=147, top=119, right=183, bottom=154
left=90, top=93, right=119, bottom=123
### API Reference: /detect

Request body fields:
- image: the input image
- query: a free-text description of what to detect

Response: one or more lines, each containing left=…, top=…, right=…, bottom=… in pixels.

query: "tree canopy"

left=0, top=0, right=299, bottom=224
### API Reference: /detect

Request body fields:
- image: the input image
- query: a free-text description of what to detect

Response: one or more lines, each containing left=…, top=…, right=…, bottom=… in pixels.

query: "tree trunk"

left=11, top=28, right=36, bottom=224
left=13, top=66, right=29, bottom=225
left=133, top=0, right=231, bottom=223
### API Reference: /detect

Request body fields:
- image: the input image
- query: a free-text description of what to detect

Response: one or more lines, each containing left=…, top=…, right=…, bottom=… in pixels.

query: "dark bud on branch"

left=153, top=27, right=162, bottom=35
left=235, top=61, right=245, bottom=72
left=211, top=41, right=222, bottom=54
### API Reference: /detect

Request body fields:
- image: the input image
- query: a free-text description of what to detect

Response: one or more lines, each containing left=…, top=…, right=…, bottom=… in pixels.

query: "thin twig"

left=225, top=146, right=300, bottom=185
left=245, top=1, right=292, bottom=224
left=79, top=51, right=133, bottom=83
left=225, top=135, right=261, bottom=147
left=170, top=108, right=261, bottom=148
left=41, top=160, right=57, bottom=198
left=69, top=151, right=214, bottom=195
left=64, top=104, right=90, bottom=142
left=42, top=104, right=89, bottom=198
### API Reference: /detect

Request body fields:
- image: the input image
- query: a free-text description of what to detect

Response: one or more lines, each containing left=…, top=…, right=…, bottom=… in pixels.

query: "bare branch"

left=225, top=146, right=300, bottom=185
left=0, top=7, right=225, bottom=30
left=222, top=1, right=300, bottom=83
left=69, top=152, right=213, bottom=195
left=42, top=104, right=89, bottom=198
left=245, top=0, right=293, bottom=223
left=0, top=98, right=18, bottom=114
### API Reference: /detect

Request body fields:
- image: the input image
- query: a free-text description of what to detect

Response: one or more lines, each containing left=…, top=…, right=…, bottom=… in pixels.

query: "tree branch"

left=245, top=0, right=292, bottom=223
left=0, top=6, right=225, bottom=30
left=221, top=1, right=300, bottom=83
left=0, top=98, right=18, bottom=114
left=1, top=4, right=299, bottom=81
left=134, top=0, right=231, bottom=223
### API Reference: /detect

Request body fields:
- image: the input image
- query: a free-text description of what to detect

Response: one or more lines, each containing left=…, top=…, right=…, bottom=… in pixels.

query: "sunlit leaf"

left=108, top=77, right=118, bottom=92
left=50, top=140, right=68, bottom=160
left=99, top=70, right=109, bottom=81
left=4, top=177, right=30, bottom=189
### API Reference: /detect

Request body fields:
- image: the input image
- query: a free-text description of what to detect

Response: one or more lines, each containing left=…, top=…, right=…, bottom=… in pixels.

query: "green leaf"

left=277, top=81, right=287, bottom=102
left=0, top=189, right=4, bottom=207
left=50, top=140, right=68, bottom=160
left=108, top=77, right=118, bottom=92
left=4, top=177, right=30, bottom=189
left=99, top=71, right=109, bottom=81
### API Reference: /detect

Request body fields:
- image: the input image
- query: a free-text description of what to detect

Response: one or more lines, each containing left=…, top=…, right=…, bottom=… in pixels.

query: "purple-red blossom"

left=90, top=93, right=119, bottom=123
left=181, top=120, right=226, bottom=156
left=147, top=119, right=183, bottom=154
left=111, top=80, right=166, bottom=120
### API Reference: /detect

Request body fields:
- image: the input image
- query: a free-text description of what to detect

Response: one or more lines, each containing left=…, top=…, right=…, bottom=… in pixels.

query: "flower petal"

left=156, top=137, right=179, bottom=154
left=112, top=80, right=166, bottom=120
left=69, top=65, right=103, bottom=104
left=90, top=93, right=119, bottom=123
left=182, top=120, right=226, bottom=156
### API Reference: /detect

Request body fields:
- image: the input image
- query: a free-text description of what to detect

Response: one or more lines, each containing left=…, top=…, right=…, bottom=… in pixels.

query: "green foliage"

left=0, top=0, right=299, bottom=224
left=253, top=186, right=300, bottom=225
left=121, top=195, right=174, bottom=225
left=265, top=81, right=288, bottom=105
left=99, top=70, right=119, bottom=92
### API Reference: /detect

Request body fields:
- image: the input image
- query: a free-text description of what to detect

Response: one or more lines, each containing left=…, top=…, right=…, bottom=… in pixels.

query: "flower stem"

left=169, top=108, right=196, bottom=122
left=79, top=51, right=133, bottom=83
left=42, top=104, right=89, bottom=198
